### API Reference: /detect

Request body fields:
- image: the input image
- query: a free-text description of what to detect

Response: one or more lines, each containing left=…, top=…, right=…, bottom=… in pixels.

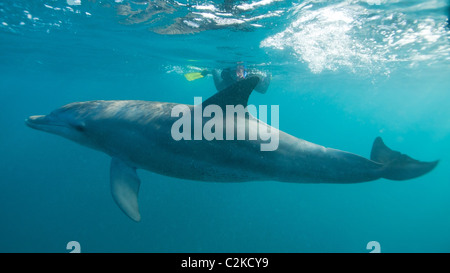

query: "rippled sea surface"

left=1, top=0, right=450, bottom=252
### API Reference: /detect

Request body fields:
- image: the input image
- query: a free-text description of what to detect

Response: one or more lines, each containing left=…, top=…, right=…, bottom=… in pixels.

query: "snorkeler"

left=201, top=63, right=271, bottom=94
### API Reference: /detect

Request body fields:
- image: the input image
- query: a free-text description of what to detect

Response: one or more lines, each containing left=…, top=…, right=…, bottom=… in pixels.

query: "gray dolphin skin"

left=26, top=76, right=439, bottom=222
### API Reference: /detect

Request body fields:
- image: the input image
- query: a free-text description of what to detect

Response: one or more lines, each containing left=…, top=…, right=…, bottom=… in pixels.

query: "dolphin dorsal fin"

left=202, top=76, right=260, bottom=108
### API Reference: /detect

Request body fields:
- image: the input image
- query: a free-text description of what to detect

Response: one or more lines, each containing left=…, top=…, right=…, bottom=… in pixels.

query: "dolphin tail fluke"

left=370, top=137, right=439, bottom=181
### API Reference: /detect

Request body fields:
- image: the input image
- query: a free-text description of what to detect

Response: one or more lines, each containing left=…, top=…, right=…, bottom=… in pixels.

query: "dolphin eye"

left=74, top=124, right=85, bottom=132
left=71, top=121, right=86, bottom=132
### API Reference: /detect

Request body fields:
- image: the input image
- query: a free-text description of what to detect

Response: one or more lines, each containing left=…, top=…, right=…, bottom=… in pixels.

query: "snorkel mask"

left=236, top=63, right=247, bottom=80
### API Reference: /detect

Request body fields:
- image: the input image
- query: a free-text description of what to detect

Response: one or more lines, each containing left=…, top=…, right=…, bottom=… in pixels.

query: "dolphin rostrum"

left=26, top=76, right=439, bottom=222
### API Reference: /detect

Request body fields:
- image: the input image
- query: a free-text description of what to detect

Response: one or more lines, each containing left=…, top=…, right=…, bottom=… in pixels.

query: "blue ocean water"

left=1, top=0, right=449, bottom=253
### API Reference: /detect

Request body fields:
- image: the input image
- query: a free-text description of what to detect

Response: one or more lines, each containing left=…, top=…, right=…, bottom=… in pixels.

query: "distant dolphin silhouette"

left=26, top=76, right=439, bottom=222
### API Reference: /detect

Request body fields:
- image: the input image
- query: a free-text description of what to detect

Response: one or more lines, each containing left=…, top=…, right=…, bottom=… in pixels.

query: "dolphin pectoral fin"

left=110, top=158, right=141, bottom=222
left=202, top=76, right=260, bottom=108
left=371, top=137, right=439, bottom=181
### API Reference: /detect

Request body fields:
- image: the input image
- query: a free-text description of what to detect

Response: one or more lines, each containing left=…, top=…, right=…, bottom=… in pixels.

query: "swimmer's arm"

left=210, top=69, right=223, bottom=90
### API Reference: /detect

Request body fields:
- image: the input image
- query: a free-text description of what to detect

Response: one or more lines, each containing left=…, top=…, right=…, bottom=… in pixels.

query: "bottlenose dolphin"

left=26, top=77, right=438, bottom=222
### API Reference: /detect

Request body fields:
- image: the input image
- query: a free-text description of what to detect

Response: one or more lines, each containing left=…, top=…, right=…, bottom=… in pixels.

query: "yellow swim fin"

left=184, top=72, right=205, bottom=81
